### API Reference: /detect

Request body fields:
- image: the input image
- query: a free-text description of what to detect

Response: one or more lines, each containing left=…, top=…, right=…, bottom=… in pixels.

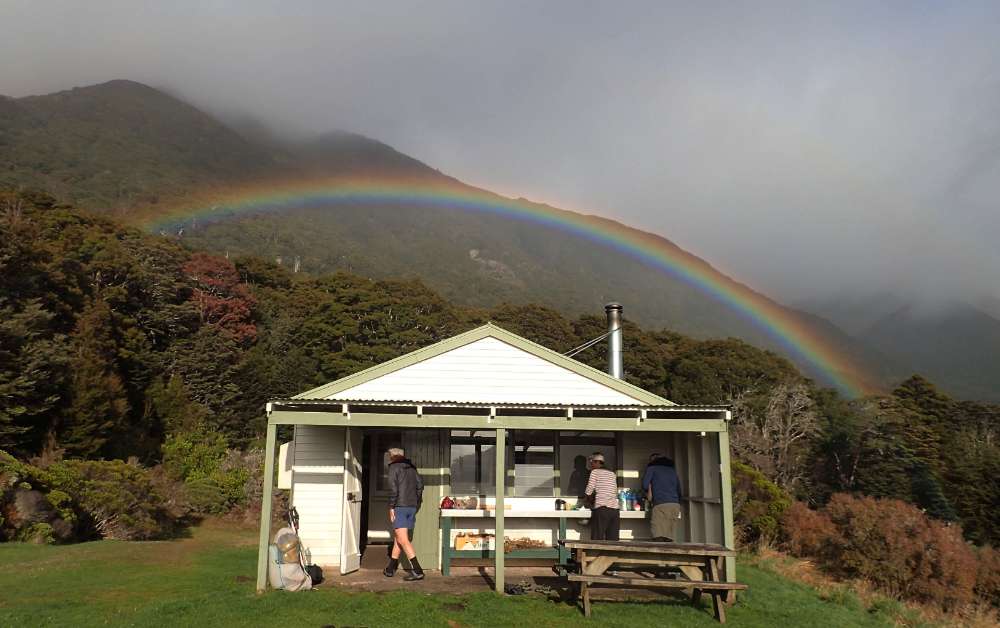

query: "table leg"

left=708, top=556, right=726, bottom=623
left=582, top=581, right=592, bottom=617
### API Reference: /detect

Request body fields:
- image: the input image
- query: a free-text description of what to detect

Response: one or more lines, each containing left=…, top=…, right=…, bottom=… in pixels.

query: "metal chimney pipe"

left=605, top=302, right=623, bottom=379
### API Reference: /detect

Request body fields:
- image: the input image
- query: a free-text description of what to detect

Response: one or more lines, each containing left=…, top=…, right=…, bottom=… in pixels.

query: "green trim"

left=495, top=427, right=505, bottom=593
left=451, top=549, right=558, bottom=558
left=269, top=411, right=726, bottom=433
left=255, top=422, right=277, bottom=593
left=718, top=419, right=736, bottom=583
left=293, top=323, right=673, bottom=406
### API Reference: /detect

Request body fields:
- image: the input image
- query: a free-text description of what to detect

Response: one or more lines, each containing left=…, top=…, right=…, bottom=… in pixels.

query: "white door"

left=340, top=427, right=364, bottom=574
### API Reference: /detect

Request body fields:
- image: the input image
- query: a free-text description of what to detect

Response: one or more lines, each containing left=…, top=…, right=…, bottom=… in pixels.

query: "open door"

left=340, top=426, right=364, bottom=574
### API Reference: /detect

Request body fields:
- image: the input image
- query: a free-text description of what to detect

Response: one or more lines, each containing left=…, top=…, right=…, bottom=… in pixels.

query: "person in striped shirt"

left=585, top=452, right=620, bottom=541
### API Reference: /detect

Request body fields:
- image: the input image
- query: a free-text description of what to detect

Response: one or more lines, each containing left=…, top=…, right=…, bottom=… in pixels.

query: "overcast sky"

left=2, top=1, right=998, bottom=310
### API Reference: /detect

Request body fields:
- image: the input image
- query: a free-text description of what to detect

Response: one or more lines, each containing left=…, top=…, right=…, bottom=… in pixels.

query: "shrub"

left=184, top=477, right=229, bottom=514
left=16, top=522, right=55, bottom=544
left=781, top=500, right=838, bottom=558
left=162, top=428, right=228, bottom=481
left=787, top=493, right=978, bottom=611
left=46, top=459, right=189, bottom=540
left=0, top=451, right=75, bottom=542
left=732, top=460, right=792, bottom=545
left=175, top=447, right=264, bottom=515
left=975, top=546, right=1000, bottom=607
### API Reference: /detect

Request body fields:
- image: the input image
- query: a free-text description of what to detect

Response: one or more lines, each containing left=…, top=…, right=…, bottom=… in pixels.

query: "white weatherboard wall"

left=328, top=337, right=643, bottom=404
left=291, top=426, right=346, bottom=567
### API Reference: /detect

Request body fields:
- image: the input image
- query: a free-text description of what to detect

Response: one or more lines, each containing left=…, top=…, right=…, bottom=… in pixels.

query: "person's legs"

left=394, top=526, right=416, bottom=559
left=651, top=503, right=681, bottom=541
left=663, top=503, right=681, bottom=541
left=590, top=507, right=606, bottom=540
left=384, top=537, right=401, bottom=577
left=385, top=508, right=417, bottom=577
left=608, top=510, right=620, bottom=542
left=391, top=507, right=424, bottom=581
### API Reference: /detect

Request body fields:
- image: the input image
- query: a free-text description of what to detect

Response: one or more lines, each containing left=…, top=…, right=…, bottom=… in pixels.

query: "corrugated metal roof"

left=268, top=398, right=730, bottom=412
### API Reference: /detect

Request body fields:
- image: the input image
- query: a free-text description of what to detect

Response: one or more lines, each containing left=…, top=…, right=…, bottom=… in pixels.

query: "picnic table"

left=559, top=540, right=747, bottom=623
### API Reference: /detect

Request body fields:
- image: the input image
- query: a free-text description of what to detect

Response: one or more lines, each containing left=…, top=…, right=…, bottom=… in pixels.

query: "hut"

left=255, top=305, right=735, bottom=592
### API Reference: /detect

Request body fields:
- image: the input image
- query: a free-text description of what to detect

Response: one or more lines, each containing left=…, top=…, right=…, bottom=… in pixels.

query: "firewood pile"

left=503, top=536, right=547, bottom=553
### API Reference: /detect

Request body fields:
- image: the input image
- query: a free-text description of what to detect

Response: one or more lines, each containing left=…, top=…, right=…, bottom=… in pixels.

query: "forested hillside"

left=0, top=80, right=894, bottom=395
left=2, top=189, right=997, bottom=551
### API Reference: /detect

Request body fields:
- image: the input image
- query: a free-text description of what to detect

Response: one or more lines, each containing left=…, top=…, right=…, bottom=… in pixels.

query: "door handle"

left=347, top=492, right=362, bottom=502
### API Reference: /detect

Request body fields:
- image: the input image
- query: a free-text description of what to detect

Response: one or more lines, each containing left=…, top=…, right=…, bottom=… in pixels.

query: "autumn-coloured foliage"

left=975, top=545, right=1000, bottom=608
left=781, top=501, right=838, bottom=558
left=782, top=494, right=979, bottom=611
left=182, top=252, right=257, bottom=343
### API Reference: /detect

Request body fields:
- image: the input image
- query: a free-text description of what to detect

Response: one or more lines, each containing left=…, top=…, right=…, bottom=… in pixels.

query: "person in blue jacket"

left=641, top=453, right=683, bottom=541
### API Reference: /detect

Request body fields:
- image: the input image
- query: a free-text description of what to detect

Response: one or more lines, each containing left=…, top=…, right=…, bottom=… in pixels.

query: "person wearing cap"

left=383, top=447, right=425, bottom=581
left=642, top=452, right=683, bottom=541
left=584, top=452, right=620, bottom=541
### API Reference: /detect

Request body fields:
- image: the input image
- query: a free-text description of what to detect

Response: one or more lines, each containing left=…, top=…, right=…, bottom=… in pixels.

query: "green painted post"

left=441, top=515, right=452, bottom=577
left=718, top=416, right=736, bottom=583
left=495, top=427, right=506, bottom=593
left=255, top=421, right=278, bottom=593
left=558, top=515, right=568, bottom=571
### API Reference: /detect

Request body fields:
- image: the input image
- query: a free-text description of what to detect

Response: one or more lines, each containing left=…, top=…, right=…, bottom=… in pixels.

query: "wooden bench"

left=568, top=573, right=748, bottom=622
left=560, top=540, right=747, bottom=623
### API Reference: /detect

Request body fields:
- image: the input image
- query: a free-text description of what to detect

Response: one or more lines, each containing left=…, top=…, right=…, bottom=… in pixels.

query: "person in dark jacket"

left=641, top=453, right=683, bottom=541
left=383, top=447, right=425, bottom=581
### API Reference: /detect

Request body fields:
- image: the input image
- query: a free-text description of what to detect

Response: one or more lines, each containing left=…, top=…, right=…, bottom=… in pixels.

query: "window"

left=448, top=430, right=619, bottom=499
left=559, top=431, right=617, bottom=499
left=512, top=430, right=555, bottom=497
left=449, top=430, right=497, bottom=496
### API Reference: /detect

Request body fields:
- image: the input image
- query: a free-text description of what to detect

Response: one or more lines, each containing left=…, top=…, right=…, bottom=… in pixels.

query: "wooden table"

left=560, top=540, right=747, bottom=623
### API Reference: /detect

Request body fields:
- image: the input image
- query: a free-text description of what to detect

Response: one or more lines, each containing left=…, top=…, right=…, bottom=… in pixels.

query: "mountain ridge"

left=0, top=79, right=926, bottom=396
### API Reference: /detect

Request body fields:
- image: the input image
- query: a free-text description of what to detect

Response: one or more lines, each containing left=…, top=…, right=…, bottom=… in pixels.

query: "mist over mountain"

left=0, top=80, right=278, bottom=209
left=0, top=79, right=902, bottom=395
left=862, top=303, right=1000, bottom=403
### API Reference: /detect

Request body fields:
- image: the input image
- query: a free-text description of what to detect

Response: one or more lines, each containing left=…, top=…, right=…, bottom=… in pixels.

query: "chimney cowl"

left=605, top=303, right=623, bottom=379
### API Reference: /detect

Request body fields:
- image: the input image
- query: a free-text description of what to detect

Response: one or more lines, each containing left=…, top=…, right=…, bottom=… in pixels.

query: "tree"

left=731, top=381, right=820, bottom=492
left=182, top=252, right=257, bottom=344
left=0, top=299, right=66, bottom=455
left=59, top=299, right=129, bottom=458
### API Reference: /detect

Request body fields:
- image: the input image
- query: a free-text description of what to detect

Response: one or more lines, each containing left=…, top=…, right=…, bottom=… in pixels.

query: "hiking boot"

left=403, top=557, right=424, bottom=581
left=383, top=558, right=399, bottom=578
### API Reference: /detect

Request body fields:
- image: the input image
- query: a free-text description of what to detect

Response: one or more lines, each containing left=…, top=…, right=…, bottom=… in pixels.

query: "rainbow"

left=139, top=176, right=874, bottom=397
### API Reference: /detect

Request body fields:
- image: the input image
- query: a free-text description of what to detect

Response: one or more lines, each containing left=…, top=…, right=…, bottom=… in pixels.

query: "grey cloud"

left=1, top=0, right=998, bottom=308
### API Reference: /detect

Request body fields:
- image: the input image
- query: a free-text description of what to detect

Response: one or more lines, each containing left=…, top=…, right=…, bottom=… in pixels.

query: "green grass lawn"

left=0, top=521, right=904, bottom=628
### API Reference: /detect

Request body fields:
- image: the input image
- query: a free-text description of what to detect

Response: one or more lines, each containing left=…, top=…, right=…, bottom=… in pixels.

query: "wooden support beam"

left=255, top=421, right=277, bottom=593
left=719, top=418, right=736, bottom=584
left=495, top=427, right=505, bottom=593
